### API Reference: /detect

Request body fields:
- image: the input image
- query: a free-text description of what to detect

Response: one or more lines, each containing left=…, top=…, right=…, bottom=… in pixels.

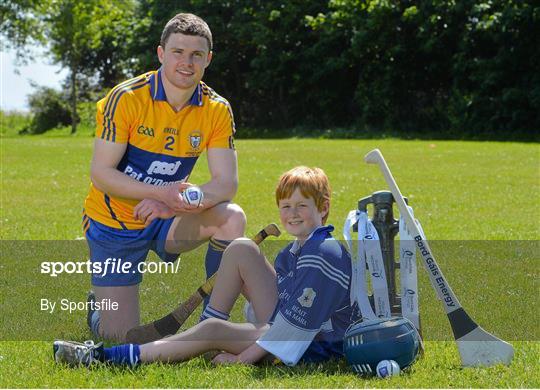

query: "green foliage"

left=2, top=0, right=137, bottom=134
left=0, top=0, right=47, bottom=52
left=124, top=0, right=537, bottom=137
left=311, top=0, right=540, bottom=137
left=41, top=0, right=135, bottom=87
left=19, top=86, right=71, bottom=134
left=129, top=0, right=354, bottom=129
left=76, top=101, right=96, bottom=129
left=3, top=0, right=538, bottom=138
left=42, top=0, right=138, bottom=132
left=0, top=100, right=96, bottom=137
left=451, top=1, right=540, bottom=135
left=0, top=110, right=31, bottom=136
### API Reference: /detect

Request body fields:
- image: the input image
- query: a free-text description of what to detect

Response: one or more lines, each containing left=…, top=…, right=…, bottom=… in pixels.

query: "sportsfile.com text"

left=40, top=258, right=181, bottom=277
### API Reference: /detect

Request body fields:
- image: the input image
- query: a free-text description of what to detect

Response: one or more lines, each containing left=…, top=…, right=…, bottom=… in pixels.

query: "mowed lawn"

left=0, top=136, right=538, bottom=387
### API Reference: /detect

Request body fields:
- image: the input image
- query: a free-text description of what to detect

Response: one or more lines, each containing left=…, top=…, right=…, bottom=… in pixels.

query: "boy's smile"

left=278, top=188, right=328, bottom=244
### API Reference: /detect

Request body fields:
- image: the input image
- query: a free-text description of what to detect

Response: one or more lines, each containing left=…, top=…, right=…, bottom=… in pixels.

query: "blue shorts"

left=85, top=217, right=178, bottom=286
left=300, top=340, right=344, bottom=363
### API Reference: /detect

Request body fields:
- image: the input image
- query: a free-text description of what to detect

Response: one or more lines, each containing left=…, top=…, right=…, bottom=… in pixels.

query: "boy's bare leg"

left=140, top=318, right=269, bottom=362
left=208, top=239, right=278, bottom=323
left=93, top=285, right=140, bottom=342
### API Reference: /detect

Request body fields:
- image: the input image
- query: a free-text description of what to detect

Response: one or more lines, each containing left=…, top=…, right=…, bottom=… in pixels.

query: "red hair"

left=275, top=166, right=331, bottom=224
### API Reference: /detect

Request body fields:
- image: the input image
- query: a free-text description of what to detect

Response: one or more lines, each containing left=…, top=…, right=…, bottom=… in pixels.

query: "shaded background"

left=1, top=0, right=539, bottom=139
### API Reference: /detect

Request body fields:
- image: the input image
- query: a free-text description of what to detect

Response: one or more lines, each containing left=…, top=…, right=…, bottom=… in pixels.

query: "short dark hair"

left=160, top=13, right=213, bottom=51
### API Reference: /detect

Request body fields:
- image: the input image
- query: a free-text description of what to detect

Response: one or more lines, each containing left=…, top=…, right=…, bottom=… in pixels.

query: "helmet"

left=343, top=317, right=421, bottom=375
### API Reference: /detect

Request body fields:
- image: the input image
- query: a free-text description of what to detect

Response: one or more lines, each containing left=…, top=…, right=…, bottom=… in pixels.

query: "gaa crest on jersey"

left=297, top=287, right=316, bottom=308
left=188, top=130, right=203, bottom=150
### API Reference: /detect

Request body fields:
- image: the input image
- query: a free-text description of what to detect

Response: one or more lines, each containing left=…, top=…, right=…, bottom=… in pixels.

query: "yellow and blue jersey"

left=84, top=69, right=235, bottom=230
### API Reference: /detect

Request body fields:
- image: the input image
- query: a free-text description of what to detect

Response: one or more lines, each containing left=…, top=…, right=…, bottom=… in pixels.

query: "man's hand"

left=133, top=199, right=175, bottom=225
left=156, top=182, right=204, bottom=213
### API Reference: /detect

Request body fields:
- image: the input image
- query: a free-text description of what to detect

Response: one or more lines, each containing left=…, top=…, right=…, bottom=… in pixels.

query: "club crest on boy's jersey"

left=298, top=287, right=317, bottom=308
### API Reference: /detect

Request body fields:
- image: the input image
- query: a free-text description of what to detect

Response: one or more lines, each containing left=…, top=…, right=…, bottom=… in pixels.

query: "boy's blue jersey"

left=257, top=226, right=357, bottom=365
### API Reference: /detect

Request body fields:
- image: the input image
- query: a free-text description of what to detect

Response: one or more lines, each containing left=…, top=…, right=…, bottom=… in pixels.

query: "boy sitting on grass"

left=53, top=166, right=357, bottom=367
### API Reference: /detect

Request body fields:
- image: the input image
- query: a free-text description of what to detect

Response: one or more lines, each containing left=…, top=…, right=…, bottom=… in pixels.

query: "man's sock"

left=199, top=304, right=230, bottom=322
left=89, top=310, right=101, bottom=338
left=87, top=291, right=101, bottom=338
left=103, top=344, right=141, bottom=367
left=203, top=238, right=232, bottom=307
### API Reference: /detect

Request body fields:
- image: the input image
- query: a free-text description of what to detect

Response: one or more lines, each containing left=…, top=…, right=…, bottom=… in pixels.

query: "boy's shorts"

left=259, top=304, right=344, bottom=364
left=300, top=340, right=344, bottom=363
left=85, top=217, right=178, bottom=286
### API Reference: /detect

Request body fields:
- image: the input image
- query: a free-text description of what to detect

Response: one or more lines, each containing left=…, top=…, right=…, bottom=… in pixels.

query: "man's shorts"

left=85, top=217, right=178, bottom=286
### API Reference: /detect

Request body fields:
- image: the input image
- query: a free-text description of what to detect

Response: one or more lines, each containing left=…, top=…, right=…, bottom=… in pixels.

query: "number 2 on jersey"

left=164, top=136, right=175, bottom=151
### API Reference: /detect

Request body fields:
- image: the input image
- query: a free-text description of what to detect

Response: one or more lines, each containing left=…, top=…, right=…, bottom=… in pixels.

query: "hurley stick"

left=126, top=223, right=281, bottom=344
left=365, top=149, right=513, bottom=367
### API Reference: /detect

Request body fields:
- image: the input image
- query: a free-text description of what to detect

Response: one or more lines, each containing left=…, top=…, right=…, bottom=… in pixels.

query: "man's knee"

left=226, top=203, right=247, bottom=229
left=216, top=203, right=246, bottom=237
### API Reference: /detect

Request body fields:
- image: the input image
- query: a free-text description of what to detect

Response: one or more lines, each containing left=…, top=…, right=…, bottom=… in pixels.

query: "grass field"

left=0, top=136, right=538, bottom=387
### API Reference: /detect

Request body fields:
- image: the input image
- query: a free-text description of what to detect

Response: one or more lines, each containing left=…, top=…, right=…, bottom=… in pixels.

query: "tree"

left=0, top=0, right=46, bottom=53
left=21, top=86, right=71, bottom=134
left=129, top=0, right=351, bottom=129
left=2, top=0, right=135, bottom=133
left=43, top=0, right=135, bottom=134
left=309, top=0, right=539, bottom=137
left=4, top=0, right=537, bottom=137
